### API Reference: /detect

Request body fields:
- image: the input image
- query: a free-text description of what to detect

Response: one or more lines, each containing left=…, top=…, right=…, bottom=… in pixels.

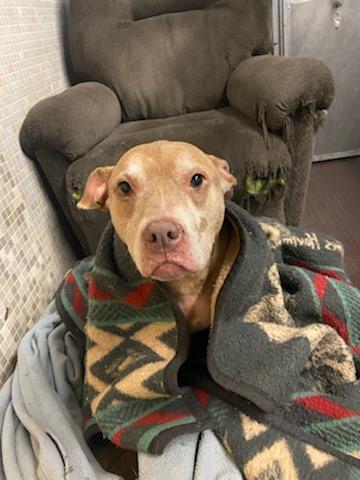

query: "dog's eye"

left=118, top=181, right=132, bottom=195
left=190, top=173, right=204, bottom=188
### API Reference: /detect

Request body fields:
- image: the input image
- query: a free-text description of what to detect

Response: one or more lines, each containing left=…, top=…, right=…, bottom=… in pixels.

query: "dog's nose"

left=143, top=221, right=181, bottom=252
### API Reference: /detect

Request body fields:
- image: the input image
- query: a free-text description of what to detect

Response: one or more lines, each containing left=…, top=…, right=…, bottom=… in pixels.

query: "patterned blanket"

left=57, top=202, right=360, bottom=479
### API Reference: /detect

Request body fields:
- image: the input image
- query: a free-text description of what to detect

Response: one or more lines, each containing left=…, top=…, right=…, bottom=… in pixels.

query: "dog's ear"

left=77, top=166, right=114, bottom=210
left=208, top=154, right=237, bottom=200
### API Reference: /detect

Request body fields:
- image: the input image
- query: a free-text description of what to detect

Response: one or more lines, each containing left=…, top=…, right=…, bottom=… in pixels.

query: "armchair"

left=20, top=0, right=334, bottom=256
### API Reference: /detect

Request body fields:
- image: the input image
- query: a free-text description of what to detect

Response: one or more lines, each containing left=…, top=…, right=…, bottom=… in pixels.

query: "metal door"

left=274, top=0, right=360, bottom=160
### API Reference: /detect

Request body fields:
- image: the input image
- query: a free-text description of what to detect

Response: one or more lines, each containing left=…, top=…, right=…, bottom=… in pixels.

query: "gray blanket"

left=0, top=301, right=241, bottom=480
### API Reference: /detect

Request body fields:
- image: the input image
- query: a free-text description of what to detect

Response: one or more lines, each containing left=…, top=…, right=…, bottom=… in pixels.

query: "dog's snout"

left=143, top=221, right=181, bottom=252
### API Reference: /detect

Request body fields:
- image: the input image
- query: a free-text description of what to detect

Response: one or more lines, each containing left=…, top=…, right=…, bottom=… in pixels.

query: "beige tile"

left=0, top=0, right=75, bottom=386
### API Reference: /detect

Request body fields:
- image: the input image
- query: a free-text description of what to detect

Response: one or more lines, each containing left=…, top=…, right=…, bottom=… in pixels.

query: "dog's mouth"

left=151, top=262, right=189, bottom=281
left=142, top=255, right=198, bottom=281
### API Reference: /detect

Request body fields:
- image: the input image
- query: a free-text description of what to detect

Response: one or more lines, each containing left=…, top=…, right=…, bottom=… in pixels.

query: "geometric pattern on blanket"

left=58, top=255, right=211, bottom=453
left=286, top=272, right=360, bottom=461
left=84, top=279, right=197, bottom=451
left=204, top=393, right=360, bottom=480
left=56, top=205, right=360, bottom=479
left=257, top=223, right=360, bottom=463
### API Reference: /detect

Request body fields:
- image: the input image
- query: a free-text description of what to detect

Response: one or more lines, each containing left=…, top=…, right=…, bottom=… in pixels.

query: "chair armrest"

left=20, top=82, right=122, bottom=161
left=227, top=55, right=335, bottom=134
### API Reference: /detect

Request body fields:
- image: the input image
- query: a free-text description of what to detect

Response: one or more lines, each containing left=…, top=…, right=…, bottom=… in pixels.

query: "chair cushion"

left=65, top=107, right=291, bottom=252
left=68, top=0, right=272, bottom=121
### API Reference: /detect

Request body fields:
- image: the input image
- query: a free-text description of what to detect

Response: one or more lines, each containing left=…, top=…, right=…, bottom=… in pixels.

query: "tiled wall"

left=0, top=0, right=75, bottom=385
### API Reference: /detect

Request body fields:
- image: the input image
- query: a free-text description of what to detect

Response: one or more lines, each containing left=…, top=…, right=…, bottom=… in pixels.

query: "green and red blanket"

left=56, top=202, right=360, bottom=479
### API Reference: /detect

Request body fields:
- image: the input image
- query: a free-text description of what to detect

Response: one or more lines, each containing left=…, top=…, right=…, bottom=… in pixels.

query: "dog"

left=78, top=140, right=237, bottom=333
left=77, top=140, right=237, bottom=476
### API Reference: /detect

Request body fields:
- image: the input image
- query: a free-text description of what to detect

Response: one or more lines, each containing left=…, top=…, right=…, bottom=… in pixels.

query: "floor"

left=302, top=156, right=360, bottom=287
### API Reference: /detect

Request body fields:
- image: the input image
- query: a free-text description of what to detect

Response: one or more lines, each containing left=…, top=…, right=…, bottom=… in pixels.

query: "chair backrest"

left=68, top=0, right=273, bottom=121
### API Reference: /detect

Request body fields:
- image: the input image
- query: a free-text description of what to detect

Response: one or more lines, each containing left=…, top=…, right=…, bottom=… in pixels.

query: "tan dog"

left=78, top=140, right=237, bottom=333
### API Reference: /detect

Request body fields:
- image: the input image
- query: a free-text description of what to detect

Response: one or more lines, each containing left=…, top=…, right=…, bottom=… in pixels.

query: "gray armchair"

left=20, top=0, right=334, bottom=256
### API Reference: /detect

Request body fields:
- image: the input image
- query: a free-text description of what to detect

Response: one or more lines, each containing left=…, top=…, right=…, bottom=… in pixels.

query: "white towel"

left=138, top=430, right=243, bottom=480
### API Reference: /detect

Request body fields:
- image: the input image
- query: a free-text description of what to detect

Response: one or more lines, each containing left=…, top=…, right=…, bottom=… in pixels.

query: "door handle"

left=332, top=0, right=343, bottom=29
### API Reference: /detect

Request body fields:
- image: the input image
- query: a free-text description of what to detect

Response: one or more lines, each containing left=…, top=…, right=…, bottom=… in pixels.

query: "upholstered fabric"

left=20, top=82, right=121, bottom=160
left=64, top=107, right=291, bottom=253
left=19, top=0, right=335, bottom=256
left=227, top=55, right=335, bottom=132
left=68, top=0, right=273, bottom=121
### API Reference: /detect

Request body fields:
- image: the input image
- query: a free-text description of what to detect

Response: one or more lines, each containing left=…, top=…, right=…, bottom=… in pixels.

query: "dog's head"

left=78, top=141, right=237, bottom=281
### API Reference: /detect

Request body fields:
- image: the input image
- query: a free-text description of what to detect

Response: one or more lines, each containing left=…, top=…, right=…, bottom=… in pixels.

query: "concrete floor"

left=302, top=157, right=360, bottom=287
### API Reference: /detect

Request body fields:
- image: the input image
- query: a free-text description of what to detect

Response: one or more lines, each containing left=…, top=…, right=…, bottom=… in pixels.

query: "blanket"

left=57, top=201, right=360, bottom=479
left=0, top=301, right=241, bottom=480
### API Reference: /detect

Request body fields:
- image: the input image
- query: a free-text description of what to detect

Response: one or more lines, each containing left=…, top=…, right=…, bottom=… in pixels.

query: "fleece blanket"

left=57, top=201, right=360, bottom=479
left=0, top=301, right=241, bottom=480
